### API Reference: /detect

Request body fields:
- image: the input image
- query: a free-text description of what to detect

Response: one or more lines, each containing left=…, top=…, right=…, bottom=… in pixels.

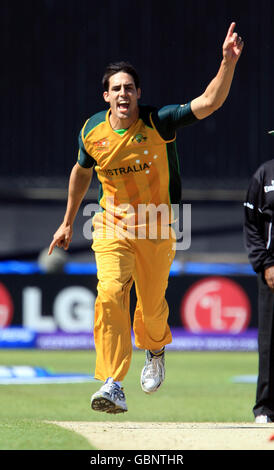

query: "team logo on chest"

left=131, top=133, right=147, bottom=144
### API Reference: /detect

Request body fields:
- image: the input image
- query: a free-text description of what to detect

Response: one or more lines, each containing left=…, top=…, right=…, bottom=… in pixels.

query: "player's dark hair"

left=102, top=61, right=140, bottom=91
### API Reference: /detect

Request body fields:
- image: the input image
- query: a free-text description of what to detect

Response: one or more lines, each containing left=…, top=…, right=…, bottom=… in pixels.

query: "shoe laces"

left=144, top=352, right=164, bottom=379
left=102, top=378, right=125, bottom=399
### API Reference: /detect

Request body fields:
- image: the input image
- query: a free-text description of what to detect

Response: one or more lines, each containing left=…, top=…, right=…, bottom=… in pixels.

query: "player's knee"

left=97, top=280, right=126, bottom=306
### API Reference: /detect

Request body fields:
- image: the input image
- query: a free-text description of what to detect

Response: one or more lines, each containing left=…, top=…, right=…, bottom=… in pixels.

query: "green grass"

left=0, top=349, right=258, bottom=449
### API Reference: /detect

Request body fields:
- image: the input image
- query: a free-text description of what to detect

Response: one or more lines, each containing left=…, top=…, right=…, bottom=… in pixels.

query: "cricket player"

left=48, top=23, right=243, bottom=414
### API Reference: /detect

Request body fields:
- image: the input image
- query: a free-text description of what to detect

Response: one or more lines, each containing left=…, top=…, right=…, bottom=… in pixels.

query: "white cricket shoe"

left=255, top=415, right=273, bottom=423
left=141, top=348, right=165, bottom=394
left=91, top=377, right=128, bottom=414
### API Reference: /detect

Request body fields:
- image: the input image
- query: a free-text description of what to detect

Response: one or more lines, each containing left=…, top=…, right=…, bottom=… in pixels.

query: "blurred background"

left=0, top=0, right=273, bottom=350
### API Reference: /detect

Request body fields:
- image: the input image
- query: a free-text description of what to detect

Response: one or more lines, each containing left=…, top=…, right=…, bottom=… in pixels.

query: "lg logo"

left=0, top=282, right=96, bottom=332
left=181, top=277, right=251, bottom=334
left=23, top=286, right=96, bottom=333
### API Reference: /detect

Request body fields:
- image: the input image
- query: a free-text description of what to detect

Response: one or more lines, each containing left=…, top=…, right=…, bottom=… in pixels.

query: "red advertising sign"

left=0, top=283, right=14, bottom=327
left=181, top=277, right=251, bottom=333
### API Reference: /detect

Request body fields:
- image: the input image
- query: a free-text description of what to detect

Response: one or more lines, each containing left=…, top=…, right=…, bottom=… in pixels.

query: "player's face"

left=103, top=72, right=141, bottom=126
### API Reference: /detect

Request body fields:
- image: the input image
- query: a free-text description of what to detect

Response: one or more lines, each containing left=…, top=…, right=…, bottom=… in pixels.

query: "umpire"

left=244, top=130, right=274, bottom=423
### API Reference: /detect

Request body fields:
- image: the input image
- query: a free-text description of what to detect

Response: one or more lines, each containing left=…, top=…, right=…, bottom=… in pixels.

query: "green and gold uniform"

left=78, top=103, right=197, bottom=382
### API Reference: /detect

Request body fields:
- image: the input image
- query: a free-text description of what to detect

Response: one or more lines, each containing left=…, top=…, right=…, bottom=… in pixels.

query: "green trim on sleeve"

left=166, top=141, right=182, bottom=204
left=77, top=110, right=108, bottom=168
left=78, top=131, right=96, bottom=168
left=83, top=110, right=108, bottom=139
left=152, top=102, right=198, bottom=141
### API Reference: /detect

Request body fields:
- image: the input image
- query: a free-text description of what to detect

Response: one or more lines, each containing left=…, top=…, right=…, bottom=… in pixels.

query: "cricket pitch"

left=51, top=421, right=274, bottom=450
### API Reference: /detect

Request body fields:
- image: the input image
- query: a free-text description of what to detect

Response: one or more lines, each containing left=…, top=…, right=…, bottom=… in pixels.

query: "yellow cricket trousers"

left=92, top=234, right=175, bottom=382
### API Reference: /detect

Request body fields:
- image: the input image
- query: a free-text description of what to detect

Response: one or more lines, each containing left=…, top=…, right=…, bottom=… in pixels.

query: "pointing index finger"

left=226, top=22, right=236, bottom=39
left=48, top=239, right=57, bottom=255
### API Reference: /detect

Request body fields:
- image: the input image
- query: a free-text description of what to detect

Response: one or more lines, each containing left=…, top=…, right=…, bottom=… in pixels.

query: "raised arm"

left=190, top=22, right=244, bottom=120
left=48, top=163, right=93, bottom=255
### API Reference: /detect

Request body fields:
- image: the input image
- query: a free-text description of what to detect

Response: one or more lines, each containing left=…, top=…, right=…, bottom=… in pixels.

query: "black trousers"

left=253, top=272, right=274, bottom=419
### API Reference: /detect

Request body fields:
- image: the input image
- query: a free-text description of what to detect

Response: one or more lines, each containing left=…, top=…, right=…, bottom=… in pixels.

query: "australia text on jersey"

left=102, top=162, right=150, bottom=176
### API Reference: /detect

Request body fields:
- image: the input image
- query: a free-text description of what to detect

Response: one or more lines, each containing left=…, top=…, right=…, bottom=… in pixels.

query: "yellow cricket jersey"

left=78, top=103, right=197, bottom=230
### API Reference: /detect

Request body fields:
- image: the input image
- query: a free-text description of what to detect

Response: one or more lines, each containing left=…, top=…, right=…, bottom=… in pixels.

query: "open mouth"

left=118, top=101, right=130, bottom=112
